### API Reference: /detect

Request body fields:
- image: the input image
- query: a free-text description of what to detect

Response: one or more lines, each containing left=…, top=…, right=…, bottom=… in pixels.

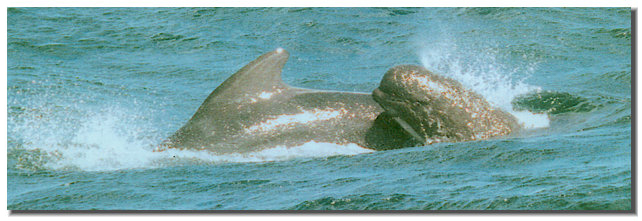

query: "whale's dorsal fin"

left=205, top=48, right=290, bottom=102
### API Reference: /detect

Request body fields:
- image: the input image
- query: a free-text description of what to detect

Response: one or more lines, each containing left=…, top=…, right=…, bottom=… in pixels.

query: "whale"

left=162, top=48, right=520, bottom=153
left=372, top=65, right=520, bottom=145
left=164, top=48, right=389, bottom=154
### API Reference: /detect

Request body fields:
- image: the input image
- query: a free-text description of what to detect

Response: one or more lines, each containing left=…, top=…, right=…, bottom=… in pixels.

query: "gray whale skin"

left=162, top=48, right=520, bottom=153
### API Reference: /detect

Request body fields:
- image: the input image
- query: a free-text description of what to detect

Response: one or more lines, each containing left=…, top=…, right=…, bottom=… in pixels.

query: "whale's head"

left=372, top=65, right=519, bottom=145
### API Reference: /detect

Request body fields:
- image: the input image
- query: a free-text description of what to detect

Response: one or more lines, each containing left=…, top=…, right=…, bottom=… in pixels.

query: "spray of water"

left=8, top=101, right=372, bottom=172
left=9, top=31, right=552, bottom=172
left=416, top=36, right=550, bottom=129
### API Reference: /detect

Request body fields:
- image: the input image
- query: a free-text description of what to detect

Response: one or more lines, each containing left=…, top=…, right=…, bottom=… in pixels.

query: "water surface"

left=7, top=7, right=632, bottom=210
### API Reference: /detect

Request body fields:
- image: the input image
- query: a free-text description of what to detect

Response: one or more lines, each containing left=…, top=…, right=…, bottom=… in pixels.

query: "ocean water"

left=7, top=7, right=632, bottom=210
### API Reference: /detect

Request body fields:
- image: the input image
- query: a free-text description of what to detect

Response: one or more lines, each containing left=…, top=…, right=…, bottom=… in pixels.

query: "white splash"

left=10, top=106, right=165, bottom=171
left=149, top=140, right=373, bottom=166
left=416, top=36, right=549, bottom=129
left=509, top=111, right=550, bottom=129
left=9, top=103, right=371, bottom=172
left=210, top=141, right=373, bottom=163
left=245, top=107, right=348, bottom=133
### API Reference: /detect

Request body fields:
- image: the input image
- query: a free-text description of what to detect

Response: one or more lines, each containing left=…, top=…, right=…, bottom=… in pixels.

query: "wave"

left=8, top=104, right=372, bottom=172
left=511, top=91, right=597, bottom=115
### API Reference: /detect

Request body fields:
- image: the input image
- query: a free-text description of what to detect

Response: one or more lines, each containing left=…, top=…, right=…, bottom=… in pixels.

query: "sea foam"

left=9, top=105, right=372, bottom=172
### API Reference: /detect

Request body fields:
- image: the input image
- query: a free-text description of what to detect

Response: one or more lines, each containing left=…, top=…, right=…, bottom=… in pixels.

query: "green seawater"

left=7, top=7, right=631, bottom=210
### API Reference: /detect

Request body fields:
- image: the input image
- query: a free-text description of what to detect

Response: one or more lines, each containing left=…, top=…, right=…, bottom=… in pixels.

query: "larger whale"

left=163, top=48, right=520, bottom=153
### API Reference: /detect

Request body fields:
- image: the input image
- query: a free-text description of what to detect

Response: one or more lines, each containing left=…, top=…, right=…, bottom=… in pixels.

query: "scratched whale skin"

left=164, top=48, right=520, bottom=153
left=373, top=65, right=520, bottom=145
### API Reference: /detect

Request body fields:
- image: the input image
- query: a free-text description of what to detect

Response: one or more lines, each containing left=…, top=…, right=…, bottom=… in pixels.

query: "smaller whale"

left=372, top=65, right=520, bottom=145
left=163, top=48, right=385, bottom=154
